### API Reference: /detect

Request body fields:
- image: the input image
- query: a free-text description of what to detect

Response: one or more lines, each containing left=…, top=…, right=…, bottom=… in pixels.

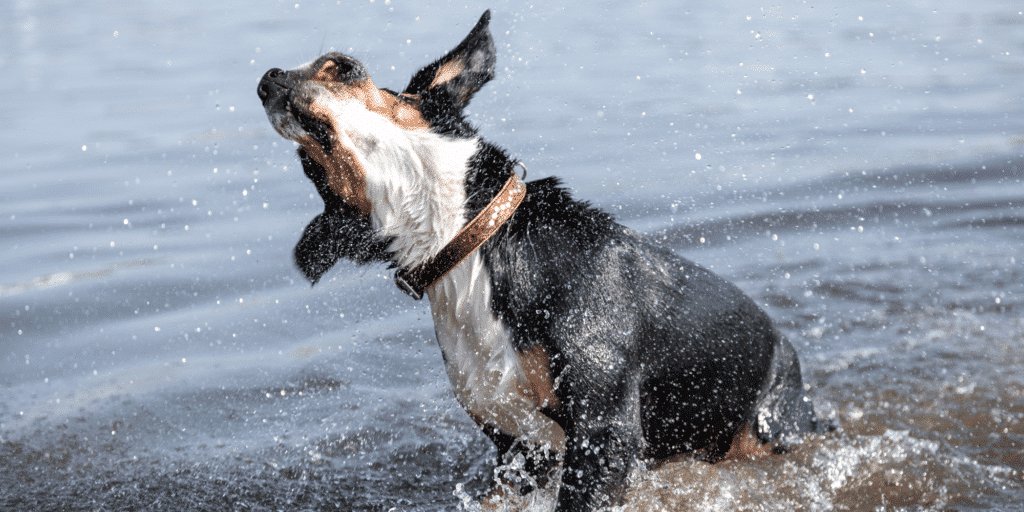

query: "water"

left=1, top=1, right=1022, bottom=510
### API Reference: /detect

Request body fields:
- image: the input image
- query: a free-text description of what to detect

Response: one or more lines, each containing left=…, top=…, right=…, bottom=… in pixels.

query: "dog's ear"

left=293, top=206, right=393, bottom=285
left=403, top=10, right=495, bottom=110
left=294, top=211, right=347, bottom=285
left=294, top=151, right=392, bottom=285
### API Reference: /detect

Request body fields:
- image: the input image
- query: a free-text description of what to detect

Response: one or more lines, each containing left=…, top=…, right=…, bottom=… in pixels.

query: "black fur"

left=403, top=10, right=496, bottom=126
left=264, top=10, right=828, bottom=511
left=293, top=149, right=391, bottom=284
left=480, top=177, right=823, bottom=509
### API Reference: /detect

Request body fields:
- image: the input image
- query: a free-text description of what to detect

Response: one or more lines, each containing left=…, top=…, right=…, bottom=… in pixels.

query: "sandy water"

left=2, top=1, right=1022, bottom=510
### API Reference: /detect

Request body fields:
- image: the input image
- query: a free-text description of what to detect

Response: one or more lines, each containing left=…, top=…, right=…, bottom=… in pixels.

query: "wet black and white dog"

left=258, top=11, right=826, bottom=511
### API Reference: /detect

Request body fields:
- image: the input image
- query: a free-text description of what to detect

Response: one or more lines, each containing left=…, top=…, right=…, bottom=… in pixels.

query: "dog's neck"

left=333, top=98, right=480, bottom=270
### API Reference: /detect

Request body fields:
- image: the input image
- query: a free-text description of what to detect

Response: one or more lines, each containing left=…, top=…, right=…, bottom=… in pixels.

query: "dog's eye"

left=315, top=58, right=357, bottom=82
left=332, top=59, right=354, bottom=77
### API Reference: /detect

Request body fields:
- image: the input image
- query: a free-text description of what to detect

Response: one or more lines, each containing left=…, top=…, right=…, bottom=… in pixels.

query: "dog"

left=257, top=10, right=827, bottom=511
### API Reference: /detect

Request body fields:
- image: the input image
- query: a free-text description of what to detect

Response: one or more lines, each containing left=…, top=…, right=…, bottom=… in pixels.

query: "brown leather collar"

left=394, top=166, right=527, bottom=300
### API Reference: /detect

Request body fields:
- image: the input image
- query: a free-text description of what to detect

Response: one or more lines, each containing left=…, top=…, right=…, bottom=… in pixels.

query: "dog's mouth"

left=256, top=58, right=430, bottom=217
left=293, top=109, right=334, bottom=155
left=258, top=67, right=332, bottom=151
left=258, top=71, right=373, bottom=214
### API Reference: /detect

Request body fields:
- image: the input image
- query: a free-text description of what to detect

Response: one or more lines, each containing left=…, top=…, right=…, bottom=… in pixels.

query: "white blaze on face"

left=309, top=94, right=479, bottom=268
left=272, top=57, right=477, bottom=269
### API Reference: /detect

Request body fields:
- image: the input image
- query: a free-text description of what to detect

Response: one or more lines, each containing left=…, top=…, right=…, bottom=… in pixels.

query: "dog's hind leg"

left=753, top=334, right=832, bottom=450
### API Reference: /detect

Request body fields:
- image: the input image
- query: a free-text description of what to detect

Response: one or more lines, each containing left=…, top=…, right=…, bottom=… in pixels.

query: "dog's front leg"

left=556, top=370, right=643, bottom=511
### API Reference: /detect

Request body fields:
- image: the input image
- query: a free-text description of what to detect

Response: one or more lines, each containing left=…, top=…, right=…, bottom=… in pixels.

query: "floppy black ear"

left=403, top=10, right=495, bottom=110
left=294, top=207, right=391, bottom=285
left=293, top=152, right=392, bottom=285
left=294, top=211, right=348, bottom=285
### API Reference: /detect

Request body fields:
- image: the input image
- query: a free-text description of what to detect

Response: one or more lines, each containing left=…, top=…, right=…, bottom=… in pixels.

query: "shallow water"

left=2, top=1, right=1022, bottom=510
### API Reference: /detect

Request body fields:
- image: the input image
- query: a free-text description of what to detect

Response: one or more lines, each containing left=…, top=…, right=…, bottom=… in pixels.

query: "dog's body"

left=258, top=11, right=826, bottom=510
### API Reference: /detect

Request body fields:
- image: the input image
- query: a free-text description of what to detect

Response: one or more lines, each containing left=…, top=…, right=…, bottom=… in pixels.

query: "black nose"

left=257, top=68, right=286, bottom=106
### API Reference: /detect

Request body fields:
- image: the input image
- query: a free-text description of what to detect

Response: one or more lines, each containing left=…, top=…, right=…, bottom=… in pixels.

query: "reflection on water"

left=2, top=0, right=1023, bottom=510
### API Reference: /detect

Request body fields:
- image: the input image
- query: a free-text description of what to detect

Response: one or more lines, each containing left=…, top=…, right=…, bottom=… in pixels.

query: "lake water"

left=2, top=1, right=1022, bottom=510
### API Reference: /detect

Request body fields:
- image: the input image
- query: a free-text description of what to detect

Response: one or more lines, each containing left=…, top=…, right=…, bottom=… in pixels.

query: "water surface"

left=2, top=1, right=1022, bottom=510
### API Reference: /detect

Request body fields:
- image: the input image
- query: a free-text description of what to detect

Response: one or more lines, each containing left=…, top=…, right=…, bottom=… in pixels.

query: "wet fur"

left=259, top=11, right=827, bottom=511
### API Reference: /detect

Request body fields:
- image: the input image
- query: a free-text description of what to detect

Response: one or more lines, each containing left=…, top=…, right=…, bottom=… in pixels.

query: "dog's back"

left=482, top=175, right=822, bottom=461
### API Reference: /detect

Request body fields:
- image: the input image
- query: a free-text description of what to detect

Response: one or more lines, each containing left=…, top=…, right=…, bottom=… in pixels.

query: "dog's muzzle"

left=257, top=68, right=290, bottom=108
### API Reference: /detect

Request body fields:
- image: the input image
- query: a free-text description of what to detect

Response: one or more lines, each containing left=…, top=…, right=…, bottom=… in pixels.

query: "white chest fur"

left=324, top=97, right=564, bottom=450
left=427, top=252, right=565, bottom=452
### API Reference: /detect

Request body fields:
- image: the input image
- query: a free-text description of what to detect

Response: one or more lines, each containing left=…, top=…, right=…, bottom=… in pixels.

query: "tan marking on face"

left=296, top=130, right=372, bottom=216
left=518, top=345, right=559, bottom=409
left=311, top=60, right=338, bottom=82
left=316, top=77, right=430, bottom=131
left=429, top=59, right=466, bottom=90
left=292, top=75, right=431, bottom=215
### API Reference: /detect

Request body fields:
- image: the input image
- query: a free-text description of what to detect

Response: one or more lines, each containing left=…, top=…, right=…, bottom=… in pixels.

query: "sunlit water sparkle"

left=2, top=1, right=1022, bottom=510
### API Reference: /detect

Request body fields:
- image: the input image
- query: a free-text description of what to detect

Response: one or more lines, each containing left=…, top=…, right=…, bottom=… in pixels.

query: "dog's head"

left=258, top=11, right=496, bottom=284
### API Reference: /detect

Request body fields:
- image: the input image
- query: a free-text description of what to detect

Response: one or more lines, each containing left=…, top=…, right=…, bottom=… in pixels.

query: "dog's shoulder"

left=508, top=176, right=617, bottom=243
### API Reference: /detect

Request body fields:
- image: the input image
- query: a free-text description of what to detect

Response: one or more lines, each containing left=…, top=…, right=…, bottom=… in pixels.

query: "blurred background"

left=1, top=1, right=1021, bottom=510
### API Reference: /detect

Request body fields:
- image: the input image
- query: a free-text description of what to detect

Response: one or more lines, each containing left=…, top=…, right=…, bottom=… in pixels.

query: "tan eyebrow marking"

left=312, top=60, right=337, bottom=82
